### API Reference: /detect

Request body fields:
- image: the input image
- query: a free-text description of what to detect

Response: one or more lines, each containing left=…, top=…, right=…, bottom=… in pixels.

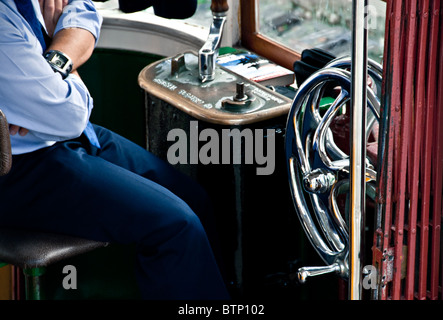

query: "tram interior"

left=1, top=0, right=442, bottom=302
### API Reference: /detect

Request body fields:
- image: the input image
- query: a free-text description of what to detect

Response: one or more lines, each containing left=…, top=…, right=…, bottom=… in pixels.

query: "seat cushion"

left=0, top=228, right=107, bottom=269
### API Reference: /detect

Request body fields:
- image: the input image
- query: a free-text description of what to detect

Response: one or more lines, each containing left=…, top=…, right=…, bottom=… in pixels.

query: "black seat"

left=0, top=110, right=108, bottom=299
left=0, top=228, right=107, bottom=270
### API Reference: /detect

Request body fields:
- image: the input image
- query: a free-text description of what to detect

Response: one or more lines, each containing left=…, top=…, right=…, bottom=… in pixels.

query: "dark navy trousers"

left=0, top=124, right=229, bottom=300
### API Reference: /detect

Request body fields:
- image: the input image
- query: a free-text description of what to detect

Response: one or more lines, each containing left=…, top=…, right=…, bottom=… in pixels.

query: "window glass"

left=183, top=0, right=213, bottom=29
left=258, top=0, right=386, bottom=63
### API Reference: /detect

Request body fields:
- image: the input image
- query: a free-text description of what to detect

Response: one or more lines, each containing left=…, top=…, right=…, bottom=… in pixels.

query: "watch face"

left=45, top=50, right=73, bottom=78
left=48, top=52, right=68, bottom=69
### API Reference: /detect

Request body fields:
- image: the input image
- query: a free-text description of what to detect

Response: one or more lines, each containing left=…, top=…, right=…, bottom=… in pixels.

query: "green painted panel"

left=79, top=48, right=163, bottom=147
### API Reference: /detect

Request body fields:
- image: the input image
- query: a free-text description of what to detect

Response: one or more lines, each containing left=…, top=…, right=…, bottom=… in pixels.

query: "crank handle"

left=298, top=263, right=342, bottom=284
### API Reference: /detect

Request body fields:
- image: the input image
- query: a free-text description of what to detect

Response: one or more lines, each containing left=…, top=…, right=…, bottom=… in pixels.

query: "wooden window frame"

left=240, top=0, right=387, bottom=70
left=240, top=0, right=301, bottom=71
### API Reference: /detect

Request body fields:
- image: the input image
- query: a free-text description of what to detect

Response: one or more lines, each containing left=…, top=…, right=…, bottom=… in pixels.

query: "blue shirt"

left=0, top=0, right=102, bottom=154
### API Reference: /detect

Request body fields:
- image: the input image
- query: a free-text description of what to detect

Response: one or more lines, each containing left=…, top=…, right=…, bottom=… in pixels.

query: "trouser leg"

left=92, top=125, right=220, bottom=244
left=0, top=126, right=229, bottom=299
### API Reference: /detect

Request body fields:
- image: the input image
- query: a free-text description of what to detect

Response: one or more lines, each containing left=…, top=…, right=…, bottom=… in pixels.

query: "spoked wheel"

left=285, top=57, right=382, bottom=282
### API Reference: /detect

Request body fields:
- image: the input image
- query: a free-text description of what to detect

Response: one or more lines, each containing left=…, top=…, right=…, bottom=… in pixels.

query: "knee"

left=168, top=204, right=206, bottom=238
left=149, top=197, right=208, bottom=244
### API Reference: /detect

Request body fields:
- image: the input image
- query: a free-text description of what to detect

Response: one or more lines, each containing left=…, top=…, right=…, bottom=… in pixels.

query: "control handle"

left=297, top=263, right=342, bottom=283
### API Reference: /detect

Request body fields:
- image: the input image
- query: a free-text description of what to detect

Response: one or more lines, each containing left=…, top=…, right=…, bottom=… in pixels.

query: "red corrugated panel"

left=373, top=0, right=442, bottom=300
left=374, top=0, right=393, bottom=300
left=402, top=0, right=419, bottom=300
left=414, top=0, right=430, bottom=300
left=390, top=0, right=406, bottom=300
left=423, top=1, right=443, bottom=300
left=434, top=0, right=443, bottom=301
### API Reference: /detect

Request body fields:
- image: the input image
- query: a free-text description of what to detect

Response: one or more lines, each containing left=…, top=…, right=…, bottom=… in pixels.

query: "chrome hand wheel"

left=285, top=59, right=381, bottom=282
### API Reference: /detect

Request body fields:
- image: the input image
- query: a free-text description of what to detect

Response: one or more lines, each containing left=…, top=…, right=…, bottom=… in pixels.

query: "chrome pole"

left=349, top=0, right=368, bottom=300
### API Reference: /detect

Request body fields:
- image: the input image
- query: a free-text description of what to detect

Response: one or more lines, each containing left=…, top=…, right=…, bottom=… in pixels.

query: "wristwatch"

left=44, top=50, right=73, bottom=79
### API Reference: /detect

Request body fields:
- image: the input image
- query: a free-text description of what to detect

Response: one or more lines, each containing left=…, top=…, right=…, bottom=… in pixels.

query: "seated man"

left=0, top=0, right=229, bottom=300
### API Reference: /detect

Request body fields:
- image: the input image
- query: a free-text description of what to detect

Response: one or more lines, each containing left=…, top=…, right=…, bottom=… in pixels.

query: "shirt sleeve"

left=54, top=0, right=103, bottom=44
left=0, top=14, right=95, bottom=142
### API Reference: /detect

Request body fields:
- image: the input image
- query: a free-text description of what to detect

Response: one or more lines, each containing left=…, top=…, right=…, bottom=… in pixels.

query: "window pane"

left=258, top=0, right=386, bottom=63
left=183, top=0, right=213, bottom=28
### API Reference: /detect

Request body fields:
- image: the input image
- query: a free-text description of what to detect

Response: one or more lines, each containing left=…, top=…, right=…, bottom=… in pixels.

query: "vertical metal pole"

left=349, top=0, right=368, bottom=300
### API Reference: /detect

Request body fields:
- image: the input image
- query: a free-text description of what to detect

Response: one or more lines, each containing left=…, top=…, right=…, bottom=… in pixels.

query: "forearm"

left=40, top=0, right=102, bottom=71
left=46, top=27, right=96, bottom=71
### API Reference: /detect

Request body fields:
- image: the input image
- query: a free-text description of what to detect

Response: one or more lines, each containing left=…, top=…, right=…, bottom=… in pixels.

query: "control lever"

left=297, top=263, right=344, bottom=284
left=198, top=0, right=229, bottom=82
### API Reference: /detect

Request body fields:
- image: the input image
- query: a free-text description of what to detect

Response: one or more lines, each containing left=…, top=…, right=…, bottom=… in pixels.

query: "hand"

left=9, top=125, right=29, bottom=137
left=39, top=0, right=69, bottom=38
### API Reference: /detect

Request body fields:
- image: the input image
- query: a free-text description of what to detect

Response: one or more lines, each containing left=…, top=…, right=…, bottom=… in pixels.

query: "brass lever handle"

left=211, top=0, right=229, bottom=13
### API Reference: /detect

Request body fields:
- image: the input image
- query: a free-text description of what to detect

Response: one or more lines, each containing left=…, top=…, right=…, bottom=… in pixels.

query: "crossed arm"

left=9, top=0, right=96, bottom=137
